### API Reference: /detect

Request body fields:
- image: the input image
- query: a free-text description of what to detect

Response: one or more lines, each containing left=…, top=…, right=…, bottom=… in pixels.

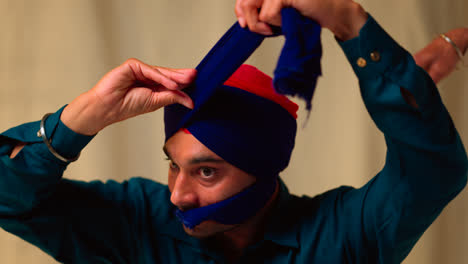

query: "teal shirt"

left=0, top=16, right=467, bottom=264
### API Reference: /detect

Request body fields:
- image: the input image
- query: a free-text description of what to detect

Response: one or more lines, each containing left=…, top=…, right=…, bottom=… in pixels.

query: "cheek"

left=200, top=173, right=255, bottom=204
left=197, top=188, right=223, bottom=205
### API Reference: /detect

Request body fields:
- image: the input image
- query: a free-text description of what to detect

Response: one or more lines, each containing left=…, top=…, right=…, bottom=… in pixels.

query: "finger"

left=245, top=9, right=273, bottom=35
left=235, top=0, right=247, bottom=27
left=242, top=0, right=273, bottom=35
left=155, top=90, right=194, bottom=109
left=138, top=63, right=181, bottom=90
left=156, top=67, right=197, bottom=86
left=155, top=66, right=196, bottom=74
left=122, top=58, right=179, bottom=90
left=258, top=0, right=283, bottom=26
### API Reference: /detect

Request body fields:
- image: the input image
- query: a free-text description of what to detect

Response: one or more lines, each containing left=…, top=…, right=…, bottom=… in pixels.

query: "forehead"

left=164, top=130, right=222, bottom=160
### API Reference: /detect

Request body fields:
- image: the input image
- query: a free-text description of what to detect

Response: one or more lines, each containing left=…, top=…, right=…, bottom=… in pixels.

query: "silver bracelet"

left=440, top=33, right=466, bottom=66
left=37, top=113, right=80, bottom=162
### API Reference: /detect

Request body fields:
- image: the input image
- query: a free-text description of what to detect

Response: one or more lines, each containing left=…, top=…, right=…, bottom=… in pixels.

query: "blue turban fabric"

left=274, top=8, right=322, bottom=110
left=164, top=8, right=322, bottom=229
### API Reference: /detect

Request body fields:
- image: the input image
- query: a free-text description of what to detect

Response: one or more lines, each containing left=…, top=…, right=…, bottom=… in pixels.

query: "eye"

left=199, top=167, right=216, bottom=178
left=168, top=160, right=179, bottom=170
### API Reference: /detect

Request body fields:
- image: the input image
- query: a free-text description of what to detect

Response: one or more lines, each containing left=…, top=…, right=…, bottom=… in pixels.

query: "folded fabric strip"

left=164, top=8, right=322, bottom=229
left=165, top=8, right=322, bottom=140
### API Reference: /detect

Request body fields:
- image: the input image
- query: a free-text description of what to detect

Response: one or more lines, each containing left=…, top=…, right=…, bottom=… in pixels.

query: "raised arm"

left=237, top=1, right=467, bottom=262
left=337, top=20, right=467, bottom=262
left=0, top=59, right=196, bottom=262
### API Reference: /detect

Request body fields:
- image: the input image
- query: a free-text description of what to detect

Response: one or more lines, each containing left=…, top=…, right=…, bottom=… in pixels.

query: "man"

left=1, top=0, right=467, bottom=263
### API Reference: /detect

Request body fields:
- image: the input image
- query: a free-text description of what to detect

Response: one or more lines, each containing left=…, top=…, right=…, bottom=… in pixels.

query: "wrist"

left=443, top=28, right=468, bottom=62
left=61, top=92, right=108, bottom=136
left=329, top=3, right=368, bottom=41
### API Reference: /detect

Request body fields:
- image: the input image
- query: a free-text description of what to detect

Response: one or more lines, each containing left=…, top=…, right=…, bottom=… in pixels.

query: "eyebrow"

left=162, top=146, right=226, bottom=165
left=188, top=156, right=225, bottom=165
left=163, top=146, right=172, bottom=160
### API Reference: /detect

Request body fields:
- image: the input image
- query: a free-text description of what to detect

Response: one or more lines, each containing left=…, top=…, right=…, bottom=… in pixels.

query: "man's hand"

left=61, top=58, right=196, bottom=135
left=414, top=28, right=468, bottom=84
left=235, top=0, right=368, bottom=41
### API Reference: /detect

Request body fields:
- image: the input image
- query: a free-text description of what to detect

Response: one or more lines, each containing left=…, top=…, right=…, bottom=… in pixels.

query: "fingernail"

left=186, top=100, right=194, bottom=109
left=238, top=17, right=246, bottom=28
left=169, top=81, right=178, bottom=90
left=260, top=29, right=273, bottom=35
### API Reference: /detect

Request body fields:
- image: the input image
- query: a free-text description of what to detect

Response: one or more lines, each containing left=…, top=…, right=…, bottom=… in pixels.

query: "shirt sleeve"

left=337, top=15, right=468, bottom=263
left=0, top=107, right=139, bottom=262
left=0, top=106, right=94, bottom=215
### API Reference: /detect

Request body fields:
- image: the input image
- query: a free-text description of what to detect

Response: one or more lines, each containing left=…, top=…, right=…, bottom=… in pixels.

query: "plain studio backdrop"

left=1, top=0, right=467, bottom=263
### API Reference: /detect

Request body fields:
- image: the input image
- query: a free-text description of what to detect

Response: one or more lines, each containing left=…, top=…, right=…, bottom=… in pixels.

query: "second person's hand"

left=414, top=28, right=468, bottom=84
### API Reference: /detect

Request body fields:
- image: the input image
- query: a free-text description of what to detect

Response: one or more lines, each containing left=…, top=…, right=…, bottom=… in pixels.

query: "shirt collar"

left=262, top=177, right=300, bottom=249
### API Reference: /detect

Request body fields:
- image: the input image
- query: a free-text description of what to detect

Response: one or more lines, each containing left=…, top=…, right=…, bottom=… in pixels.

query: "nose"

left=170, top=173, right=198, bottom=211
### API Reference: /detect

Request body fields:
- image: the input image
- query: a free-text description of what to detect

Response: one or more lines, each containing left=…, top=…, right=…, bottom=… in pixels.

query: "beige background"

left=1, top=0, right=467, bottom=263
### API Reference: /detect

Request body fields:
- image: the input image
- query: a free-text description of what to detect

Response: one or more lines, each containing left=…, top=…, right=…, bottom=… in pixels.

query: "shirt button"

left=370, top=51, right=381, bottom=62
left=357, top=57, right=367, bottom=67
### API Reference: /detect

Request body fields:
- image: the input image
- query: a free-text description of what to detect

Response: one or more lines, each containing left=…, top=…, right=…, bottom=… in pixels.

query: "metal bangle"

left=440, top=33, right=466, bottom=66
left=37, top=113, right=80, bottom=162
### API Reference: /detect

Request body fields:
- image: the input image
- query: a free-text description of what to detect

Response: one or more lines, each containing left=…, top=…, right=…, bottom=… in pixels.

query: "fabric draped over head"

left=164, top=8, right=322, bottom=229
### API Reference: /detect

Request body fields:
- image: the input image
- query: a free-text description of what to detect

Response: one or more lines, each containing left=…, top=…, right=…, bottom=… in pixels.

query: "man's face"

left=164, top=130, right=256, bottom=238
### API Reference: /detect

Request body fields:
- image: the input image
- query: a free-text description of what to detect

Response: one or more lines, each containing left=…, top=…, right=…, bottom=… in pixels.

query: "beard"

left=182, top=220, right=240, bottom=238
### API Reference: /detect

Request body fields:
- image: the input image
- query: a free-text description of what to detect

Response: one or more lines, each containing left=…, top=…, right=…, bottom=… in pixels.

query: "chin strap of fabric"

left=176, top=177, right=278, bottom=229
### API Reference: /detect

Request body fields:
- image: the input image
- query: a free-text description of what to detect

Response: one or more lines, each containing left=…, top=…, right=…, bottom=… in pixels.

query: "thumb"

left=154, top=90, right=194, bottom=110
